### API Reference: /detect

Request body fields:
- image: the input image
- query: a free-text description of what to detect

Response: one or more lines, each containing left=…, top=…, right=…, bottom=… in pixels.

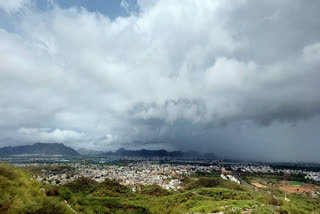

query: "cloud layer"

left=1, top=0, right=320, bottom=161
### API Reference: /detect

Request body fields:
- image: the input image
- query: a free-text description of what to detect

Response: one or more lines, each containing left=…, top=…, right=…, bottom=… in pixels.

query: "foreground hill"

left=0, top=163, right=72, bottom=214
left=2, top=162, right=320, bottom=213
left=45, top=173, right=320, bottom=213
left=0, top=143, right=80, bottom=156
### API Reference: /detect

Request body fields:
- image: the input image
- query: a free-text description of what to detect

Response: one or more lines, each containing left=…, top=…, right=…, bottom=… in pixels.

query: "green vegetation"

left=63, top=176, right=97, bottom=193
left=287, top=181, right=302, bottom=186
left=191, top=170, right=222, bottom=178
left=139, top=185, right=171, bottom=197
left=88, top=179, right=132, bottom=197
left=197, top=187, right=252, bottom=200
left=22, top=165, right=74, bottom=176
left=0, top=162, right=72, bottom=214
left=242, top=172, right=320, bottom=186
left=2, top=162, right=320, bottom=213
left=184, top=177, right=246, bottom=191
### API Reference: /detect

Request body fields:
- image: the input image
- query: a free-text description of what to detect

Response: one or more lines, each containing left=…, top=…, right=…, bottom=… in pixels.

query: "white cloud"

left=0, top=0, right=320, bottom=160
left=120, top=0, right=129, bottom=11
left=0, top=0, right=30, bottom=13
left=18, top=128, right=85, bottom=143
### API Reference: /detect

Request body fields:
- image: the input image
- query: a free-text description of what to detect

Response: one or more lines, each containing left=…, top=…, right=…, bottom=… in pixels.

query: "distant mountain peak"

left=116, top=148, right=127, bottom=152
left=77, top=148, right=103, bottom=156
left=0, top=142, right=80, bottom=156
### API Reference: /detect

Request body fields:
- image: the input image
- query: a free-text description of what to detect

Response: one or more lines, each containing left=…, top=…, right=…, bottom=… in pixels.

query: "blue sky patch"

left=35, top=0, right=139, bottom=19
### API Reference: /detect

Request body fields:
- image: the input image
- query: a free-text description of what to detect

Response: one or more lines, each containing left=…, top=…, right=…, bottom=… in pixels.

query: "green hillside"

left=1, top=163, right=320, bottom=214
left=0, top=163, right=72, bottom=214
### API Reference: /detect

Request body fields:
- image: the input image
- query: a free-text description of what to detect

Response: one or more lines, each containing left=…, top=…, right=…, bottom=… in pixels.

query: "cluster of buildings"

left=15, top=160, right=320, bottom=190
left=220, top=168, right=240, bottom=184
left=228, top=163, right=274, bottom=173
left=72, top=163, right=187, bottom=190
left=305, top=172, right=320, bottom=181
left=225, top=162, right=320, bottom=182
left=27, top=162, right=193, bottom=190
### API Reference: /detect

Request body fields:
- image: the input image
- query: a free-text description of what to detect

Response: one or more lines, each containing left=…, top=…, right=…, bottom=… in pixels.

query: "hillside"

left=0, top=143, right=80, bottom=156
left=43, top=172, right=320, bottom=213
left=0, top=163, right=72, bottom=214
left=2, top=162, right=320, bottom=213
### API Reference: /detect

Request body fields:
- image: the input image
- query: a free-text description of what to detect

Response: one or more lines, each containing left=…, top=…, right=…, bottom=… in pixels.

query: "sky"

left=1, top=0, right=320, bottom=162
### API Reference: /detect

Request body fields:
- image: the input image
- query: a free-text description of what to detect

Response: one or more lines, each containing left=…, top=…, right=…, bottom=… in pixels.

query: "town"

left=15, top=160, right=320, bottom=191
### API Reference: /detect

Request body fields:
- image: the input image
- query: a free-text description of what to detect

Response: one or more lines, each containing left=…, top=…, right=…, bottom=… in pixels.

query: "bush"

left=59, top=187, right=73, bottom=200
left=140, top=185, right=171, bottom=197
left=185, top=177, right=245, bottom=191
left=62, top=176, right=97, bottom=193
left=0, top=163, right=72, bottom=214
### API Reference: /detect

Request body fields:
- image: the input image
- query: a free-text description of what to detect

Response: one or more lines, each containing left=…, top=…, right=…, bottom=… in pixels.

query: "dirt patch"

left=279, top=184, right=316, bottom=194
left=251, top=183, right=267, bottom=188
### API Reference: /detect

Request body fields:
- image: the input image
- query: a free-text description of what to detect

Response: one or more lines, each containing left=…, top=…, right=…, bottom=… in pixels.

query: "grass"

left=287, top=181, right=302, bottom=186
left=3, top=163, right=320, bottom=214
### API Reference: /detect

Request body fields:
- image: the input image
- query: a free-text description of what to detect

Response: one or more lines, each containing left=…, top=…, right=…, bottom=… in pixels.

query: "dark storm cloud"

left=0, top=0, right=320, bottom=161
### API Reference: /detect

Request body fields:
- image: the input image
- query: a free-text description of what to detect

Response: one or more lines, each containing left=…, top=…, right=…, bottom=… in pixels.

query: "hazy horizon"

left=1, top=0, right=320, bottom=162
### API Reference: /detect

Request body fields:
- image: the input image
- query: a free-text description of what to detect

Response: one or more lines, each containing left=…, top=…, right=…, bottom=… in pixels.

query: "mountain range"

left=0, top=143, right=216, bottom=159
left=0, top=143, right=80, bottom=156
left=100, top=148, right=216, bottom=159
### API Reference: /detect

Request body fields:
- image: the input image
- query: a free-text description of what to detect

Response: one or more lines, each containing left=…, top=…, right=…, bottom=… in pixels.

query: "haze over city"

left=1, top=0, right=320, bottom=162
